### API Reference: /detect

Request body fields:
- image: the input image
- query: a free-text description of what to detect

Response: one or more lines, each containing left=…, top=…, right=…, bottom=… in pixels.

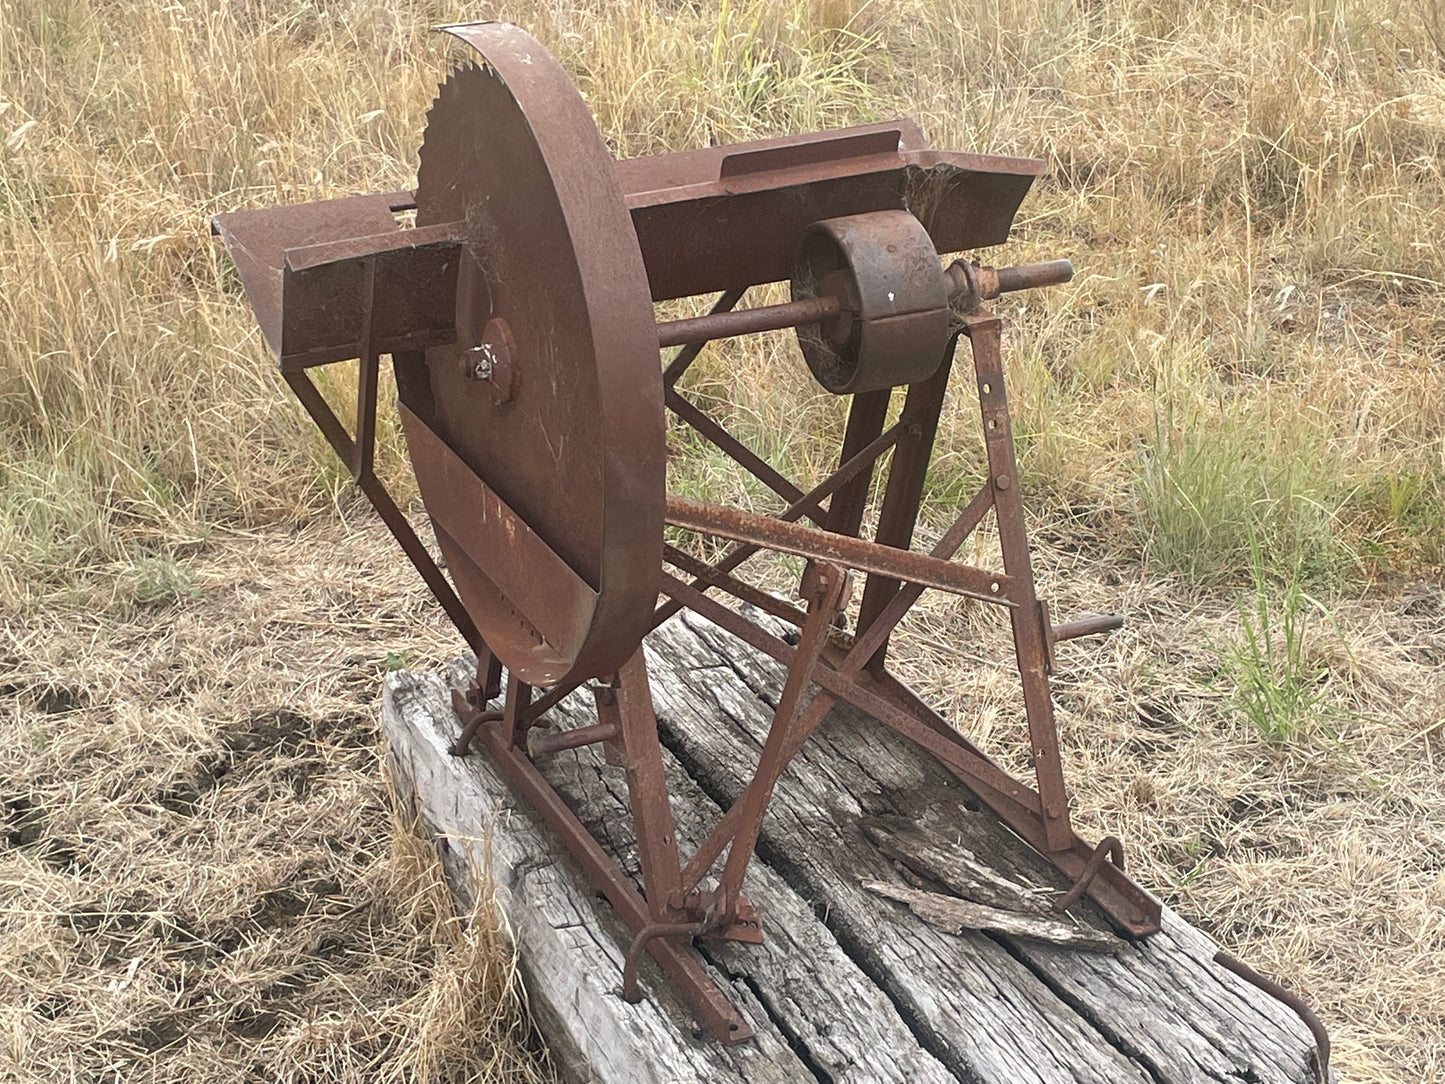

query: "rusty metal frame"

left=211, top=34, right=1176, bottom=1040
left=661, top=326, right=1035, bottom=795
left=652, top=406, right=914, bottom=629
left=429, top=299, right=1166, bottom=1040
left=645, top=310, right=1159, bottom=924
left=456, top=686, right=756, bottom=1042
left=477, top=298, right=1164, bottom=973
left=268, top=267, right=1165, bottom=1043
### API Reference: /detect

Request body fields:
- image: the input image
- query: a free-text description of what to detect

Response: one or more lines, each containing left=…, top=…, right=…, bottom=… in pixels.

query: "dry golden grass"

left=2, top=0, right=1443, bottom=1081
left=0, top=522, right=550, bottom=1081
left=888, top=509, right=1445, bottom=1082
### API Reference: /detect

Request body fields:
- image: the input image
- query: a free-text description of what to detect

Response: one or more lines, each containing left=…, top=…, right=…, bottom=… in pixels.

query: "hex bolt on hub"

left=462, top=345, right=493, bottom=381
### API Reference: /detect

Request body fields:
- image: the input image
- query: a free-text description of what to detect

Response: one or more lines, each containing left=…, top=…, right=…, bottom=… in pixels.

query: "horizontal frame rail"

left=666, top=496, right=1014, bottom=606
left=652, top=415, right=913, bottom=628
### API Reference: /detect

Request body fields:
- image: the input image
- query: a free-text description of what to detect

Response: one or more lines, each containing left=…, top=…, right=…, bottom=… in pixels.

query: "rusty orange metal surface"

left=205, top=20, right=1337, bottom=1058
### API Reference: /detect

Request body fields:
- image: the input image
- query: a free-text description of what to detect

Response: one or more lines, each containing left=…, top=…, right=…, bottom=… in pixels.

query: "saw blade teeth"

left=422, top=62, right=482, bottom=122
left=417, top=62, right=491, bottom=197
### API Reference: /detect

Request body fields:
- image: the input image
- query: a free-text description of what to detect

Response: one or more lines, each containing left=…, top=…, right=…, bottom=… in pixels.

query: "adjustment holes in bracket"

left=981, top=381, right=992, bottom=394
left=990, top=581, right=1001, bottom=594
left=987, top=418, right=999, bottom=431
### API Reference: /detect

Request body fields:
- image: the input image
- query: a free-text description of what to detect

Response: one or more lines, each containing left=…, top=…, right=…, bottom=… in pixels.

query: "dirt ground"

left=2, top=512, right=1441, bottom=1082
left=0, top=520, right=549, bottom=1083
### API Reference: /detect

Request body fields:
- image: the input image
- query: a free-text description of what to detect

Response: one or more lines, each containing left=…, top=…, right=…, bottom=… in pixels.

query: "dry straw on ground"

left=2, top=0, right=1442, bottom=1081
left=0, top=523, right=551, bottom=1082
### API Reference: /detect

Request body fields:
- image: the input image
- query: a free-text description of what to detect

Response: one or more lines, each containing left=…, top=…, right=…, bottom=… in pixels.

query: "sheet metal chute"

left=213, top=21, right=1162, bottom=1043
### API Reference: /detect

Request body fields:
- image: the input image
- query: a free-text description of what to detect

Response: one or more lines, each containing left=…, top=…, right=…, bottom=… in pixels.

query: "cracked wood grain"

left=646, top=609, right=1321, bottom=1083
left=859, top=879, right=1120, bottom=952
left=859, top=814, right=1053, bottom=913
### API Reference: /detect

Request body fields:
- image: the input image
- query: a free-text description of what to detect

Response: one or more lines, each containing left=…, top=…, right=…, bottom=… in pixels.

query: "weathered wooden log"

left=385, top=661, right=952, bottom=1083
left=380, top=611, right=1326, bottom=1084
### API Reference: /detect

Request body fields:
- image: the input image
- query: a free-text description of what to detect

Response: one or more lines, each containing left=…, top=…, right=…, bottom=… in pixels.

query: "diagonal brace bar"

left=283, top=368, right=487, bottom=661
left=661, top=571, right=1042, bottom=819
left=664, top=569, right=1160, bottom=935
left=679, top=483, right=995, bottom=890
left=653, top=414, right=913, bottom=628
left=707, top=563, right=848, bottom=913
left=664, top=389, right=827, bottom=523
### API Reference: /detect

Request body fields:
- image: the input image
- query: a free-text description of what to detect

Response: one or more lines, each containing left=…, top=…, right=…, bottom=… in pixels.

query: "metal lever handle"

left=1051, top=612, right=1124, bottom=643
left=994, top=258, right=1075, bottom=295
left=1039, top=603, right=1124, bottom=675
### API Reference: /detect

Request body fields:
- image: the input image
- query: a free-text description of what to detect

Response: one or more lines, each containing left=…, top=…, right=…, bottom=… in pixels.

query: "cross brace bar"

left=665, top=496, right=1015, bottom=606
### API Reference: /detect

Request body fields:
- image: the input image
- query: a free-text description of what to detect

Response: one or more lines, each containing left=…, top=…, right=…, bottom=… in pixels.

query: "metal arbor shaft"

left=405, top=24, right=664, bottom=688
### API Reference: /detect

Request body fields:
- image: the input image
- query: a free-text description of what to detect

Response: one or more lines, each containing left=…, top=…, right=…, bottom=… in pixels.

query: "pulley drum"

left=791, top=209, right=951, bottom=394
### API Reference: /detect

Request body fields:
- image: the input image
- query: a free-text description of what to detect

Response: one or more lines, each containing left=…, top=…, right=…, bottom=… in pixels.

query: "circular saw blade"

left=402, top=23, right=663, bottom=687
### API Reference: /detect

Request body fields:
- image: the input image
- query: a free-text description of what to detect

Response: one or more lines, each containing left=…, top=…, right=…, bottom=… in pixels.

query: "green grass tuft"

left=1136, top=401, right=1350, bottom=586
left=1225, top=540, right=1332, bottom=742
